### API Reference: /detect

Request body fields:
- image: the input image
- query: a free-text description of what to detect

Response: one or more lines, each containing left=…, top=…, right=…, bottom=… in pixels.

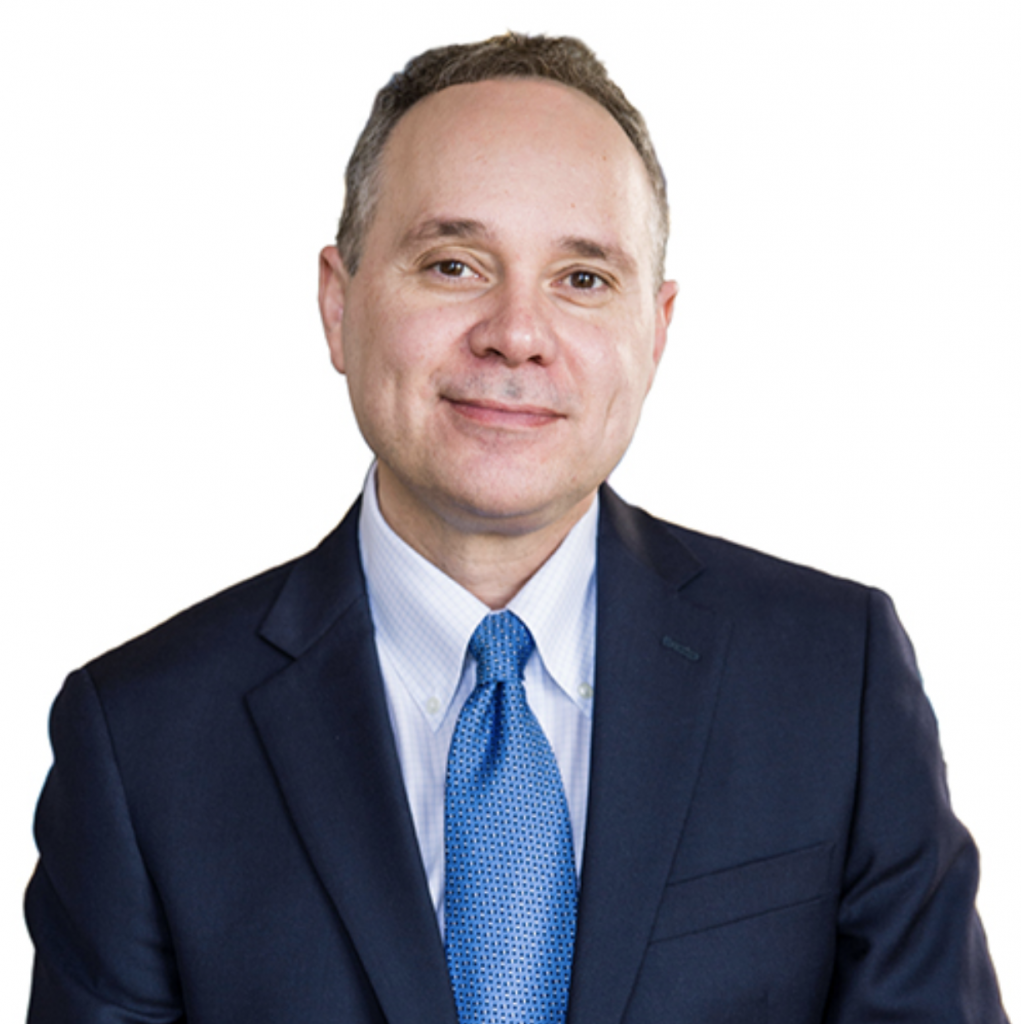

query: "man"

left=26, top=32, right=1007, bottom=1023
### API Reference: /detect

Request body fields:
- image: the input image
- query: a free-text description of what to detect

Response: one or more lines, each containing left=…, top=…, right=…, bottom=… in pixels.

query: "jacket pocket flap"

left=651, top=842, right=834, bottom=941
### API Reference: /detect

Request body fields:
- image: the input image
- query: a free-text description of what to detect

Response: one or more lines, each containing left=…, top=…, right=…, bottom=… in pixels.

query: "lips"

left=444, top=397, right=563, bottom=429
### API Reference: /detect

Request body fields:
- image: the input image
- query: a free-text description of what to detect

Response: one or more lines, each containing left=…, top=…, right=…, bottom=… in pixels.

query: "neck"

left=374, top=468, right=595, bottom=609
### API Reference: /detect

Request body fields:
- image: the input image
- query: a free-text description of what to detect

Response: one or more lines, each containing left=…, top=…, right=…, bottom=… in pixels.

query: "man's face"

left=320, top=77, right=676, bottom=546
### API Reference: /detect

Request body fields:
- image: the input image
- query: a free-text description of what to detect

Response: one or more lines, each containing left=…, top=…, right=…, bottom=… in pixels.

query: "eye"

left=566, top=270, right=606, bottom=290
left=431, top=259, right=475, bottom=279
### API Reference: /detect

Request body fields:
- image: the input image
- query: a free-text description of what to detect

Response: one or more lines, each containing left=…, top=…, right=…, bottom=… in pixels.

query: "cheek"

left=594, top=352, right=660, bottom=449
left=343, top=312, right=454, bottom=435
left=583, top=335, right=657, bottom=413
left=359, top=298, right=467, bottom=380
left=343, top=303, right=407, bottom=390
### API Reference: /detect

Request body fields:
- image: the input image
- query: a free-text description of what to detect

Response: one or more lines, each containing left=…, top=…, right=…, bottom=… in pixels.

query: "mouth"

left=444, top=397, right=563, bottom=430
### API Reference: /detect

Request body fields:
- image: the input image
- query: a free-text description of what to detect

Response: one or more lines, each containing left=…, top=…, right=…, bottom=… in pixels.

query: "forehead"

left=369, top=78, right=658, bottom=269
left=391, top=76, right=631, bottom=157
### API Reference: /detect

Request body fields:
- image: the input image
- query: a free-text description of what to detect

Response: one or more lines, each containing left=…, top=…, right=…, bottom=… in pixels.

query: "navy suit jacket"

left=26, top=488, right=1007, bottom=1022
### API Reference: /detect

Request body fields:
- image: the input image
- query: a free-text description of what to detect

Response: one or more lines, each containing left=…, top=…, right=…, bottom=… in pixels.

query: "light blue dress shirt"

left=358, top=467, right=597, bottom=931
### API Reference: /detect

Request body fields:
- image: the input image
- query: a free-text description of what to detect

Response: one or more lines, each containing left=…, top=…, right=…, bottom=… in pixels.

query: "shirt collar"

left=505, top=502, right=597, bottom=716
left=358, top=465, right=598, bottom=730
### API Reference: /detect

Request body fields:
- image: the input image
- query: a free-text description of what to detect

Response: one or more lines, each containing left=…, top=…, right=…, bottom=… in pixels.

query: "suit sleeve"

left=823, top=589, right=1008, bottom=1022
left=25, top=668, right=184, bottom=1023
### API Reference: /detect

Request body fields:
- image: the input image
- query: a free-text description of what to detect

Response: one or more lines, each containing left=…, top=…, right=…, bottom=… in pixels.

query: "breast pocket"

left=651, top=842, right=834, bottom=942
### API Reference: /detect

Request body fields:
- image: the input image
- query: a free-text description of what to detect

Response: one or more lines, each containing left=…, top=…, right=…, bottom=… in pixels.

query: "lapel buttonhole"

left=662, top=636, right=700, bottom=661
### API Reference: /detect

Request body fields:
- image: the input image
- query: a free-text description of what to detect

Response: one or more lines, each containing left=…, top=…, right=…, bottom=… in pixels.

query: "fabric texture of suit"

left=26, top=487, right=1008, bottom=1023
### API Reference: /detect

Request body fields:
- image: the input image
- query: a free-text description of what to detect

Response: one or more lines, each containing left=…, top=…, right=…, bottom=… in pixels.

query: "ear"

left=651, top=278, right=678, bottom=370
left=318, top=245, right=349, bottom=375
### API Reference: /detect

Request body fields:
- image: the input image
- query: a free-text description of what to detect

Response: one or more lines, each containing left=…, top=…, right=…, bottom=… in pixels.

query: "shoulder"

left=81, top=502, right=366, bottom=713
left=89, top=558, right=292, bottom=686
left=600, top=486, right=877, bottom=626
left=44, top=507, right=367, bottom=805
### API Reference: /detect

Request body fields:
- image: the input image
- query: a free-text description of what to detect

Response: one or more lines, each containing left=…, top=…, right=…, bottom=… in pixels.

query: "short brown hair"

left=335, top=32, right=669, bottom=283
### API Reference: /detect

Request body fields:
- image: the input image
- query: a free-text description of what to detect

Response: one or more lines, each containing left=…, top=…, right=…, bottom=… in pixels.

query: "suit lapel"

left=246, top=505, right=459, bottom=1024
left=242, top=491, right=726, bottom=1024
left=568, top=489, right=731, bottom=1024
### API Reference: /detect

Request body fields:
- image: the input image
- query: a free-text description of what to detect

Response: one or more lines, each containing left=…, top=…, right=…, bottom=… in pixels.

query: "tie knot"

left=469, top=611, right=535, bottom=687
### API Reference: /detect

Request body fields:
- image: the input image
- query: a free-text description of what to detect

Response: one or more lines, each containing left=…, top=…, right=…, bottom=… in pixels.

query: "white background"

left=2, top=1, right=1017, bottom=1016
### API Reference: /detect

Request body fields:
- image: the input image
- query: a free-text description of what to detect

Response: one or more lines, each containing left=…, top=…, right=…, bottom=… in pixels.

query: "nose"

left=467, top=281, right=556, bottom=367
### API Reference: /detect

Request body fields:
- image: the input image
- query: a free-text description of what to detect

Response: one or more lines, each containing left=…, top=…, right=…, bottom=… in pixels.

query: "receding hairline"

left=369, top=78, right=660, bottom=282
left=336, top=33, right=670, bottom=284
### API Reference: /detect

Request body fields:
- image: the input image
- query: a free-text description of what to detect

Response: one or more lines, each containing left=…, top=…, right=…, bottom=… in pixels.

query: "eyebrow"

left=556, top=236, right=639, bottom=276
left=399, top=218, right=491, bottom=250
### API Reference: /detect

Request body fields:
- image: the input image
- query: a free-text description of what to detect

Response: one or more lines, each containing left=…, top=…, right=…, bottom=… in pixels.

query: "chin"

left=442, top=479, right=593, bottom=537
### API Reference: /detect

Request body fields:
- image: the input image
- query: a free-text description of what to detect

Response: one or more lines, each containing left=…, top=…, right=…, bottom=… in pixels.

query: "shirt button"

left=426, top=697, right=441, bottom=715
left=578, top=682, right=593, bottom=700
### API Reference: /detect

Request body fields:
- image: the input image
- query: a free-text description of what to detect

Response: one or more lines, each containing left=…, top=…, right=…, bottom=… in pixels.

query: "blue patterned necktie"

left=444, top=611, right=577, bottom=1024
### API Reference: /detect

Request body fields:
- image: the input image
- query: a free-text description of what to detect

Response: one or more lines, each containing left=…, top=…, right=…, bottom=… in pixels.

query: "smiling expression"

left=320, top=77, right=676, bottom=551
